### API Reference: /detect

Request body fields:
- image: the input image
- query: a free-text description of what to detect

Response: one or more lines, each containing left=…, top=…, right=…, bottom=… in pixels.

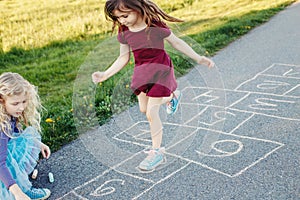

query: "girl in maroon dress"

left=92, top=0, right=214, bottom=171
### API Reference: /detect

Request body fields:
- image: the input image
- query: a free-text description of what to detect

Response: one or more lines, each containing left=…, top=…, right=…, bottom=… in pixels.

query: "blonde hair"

left=105, top=0, right=184, bottom=32
left=0, top=72, right=42, bottom=137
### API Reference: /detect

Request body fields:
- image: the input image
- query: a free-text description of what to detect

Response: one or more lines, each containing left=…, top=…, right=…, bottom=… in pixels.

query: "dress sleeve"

left=117, top=26, right=128, bottom=44
left=0, top=132, right=16, bottom=189
left=154, top=20, right=171, bottom=38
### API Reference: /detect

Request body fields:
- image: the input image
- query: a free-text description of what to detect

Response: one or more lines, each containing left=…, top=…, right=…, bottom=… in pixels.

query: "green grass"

left=0, top=0, right=296, bottom=151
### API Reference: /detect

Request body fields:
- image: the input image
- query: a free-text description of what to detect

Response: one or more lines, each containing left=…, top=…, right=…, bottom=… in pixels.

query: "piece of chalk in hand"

left=48, top=172, right=54, bottom=183
left=32, top=169, right=38, bottom=179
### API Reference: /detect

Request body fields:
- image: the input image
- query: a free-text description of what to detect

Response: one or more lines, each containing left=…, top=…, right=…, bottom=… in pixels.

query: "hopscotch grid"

left=61, top=63, right=297, bottom=199
left=124, top=63, right=293, bottom=196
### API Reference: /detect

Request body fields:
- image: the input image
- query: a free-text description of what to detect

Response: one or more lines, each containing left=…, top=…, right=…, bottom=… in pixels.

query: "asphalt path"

left=34, top=2, right=300, bottom=199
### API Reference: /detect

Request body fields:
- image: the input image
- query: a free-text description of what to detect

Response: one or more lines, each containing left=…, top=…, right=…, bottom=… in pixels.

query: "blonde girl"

left=92, top=0, right=214, bottom=171
left=0, top=72, right=51, bottom=200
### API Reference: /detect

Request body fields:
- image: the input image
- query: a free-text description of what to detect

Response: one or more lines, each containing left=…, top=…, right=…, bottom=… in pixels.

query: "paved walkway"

left=35, top=2, right=300, bottom=199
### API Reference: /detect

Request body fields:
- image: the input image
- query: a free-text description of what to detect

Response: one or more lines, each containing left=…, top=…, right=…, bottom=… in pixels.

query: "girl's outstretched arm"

left=92, top=43, right=130, bottom=83
left=165, top=32, right=215, bottom=68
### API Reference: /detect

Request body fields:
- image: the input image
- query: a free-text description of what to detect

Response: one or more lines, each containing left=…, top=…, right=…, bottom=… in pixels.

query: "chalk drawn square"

left=114, top=153, right=190, bottom=182
left=72, top=170, right=153, bottom=200
left=167, top=128, right=284, bottom=177
left=230, top=93, right=300, bottom=120
left=113, top=121, right=198, bottom=149
left=235, top=75, right=299, bottom=95
left=184, top=106, right=253, bottom=133
left=261, top=63, right=300, bottom=79
left=181, top=87, right=247, bottom=107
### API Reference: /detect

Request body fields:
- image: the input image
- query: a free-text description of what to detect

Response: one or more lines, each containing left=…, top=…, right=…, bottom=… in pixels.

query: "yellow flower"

left=45, top=118, right=54, bottom=123
left=125, top=84, right=129, bottom=88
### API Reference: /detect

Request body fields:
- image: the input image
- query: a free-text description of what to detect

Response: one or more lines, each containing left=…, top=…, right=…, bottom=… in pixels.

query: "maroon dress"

left=117, top=21, right=177, bottom=97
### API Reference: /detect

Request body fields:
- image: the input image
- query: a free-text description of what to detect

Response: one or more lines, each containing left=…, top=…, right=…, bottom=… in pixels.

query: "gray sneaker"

left=25, top=187, right=51, bottom=200
left=138, top=148, right=166, bottom=171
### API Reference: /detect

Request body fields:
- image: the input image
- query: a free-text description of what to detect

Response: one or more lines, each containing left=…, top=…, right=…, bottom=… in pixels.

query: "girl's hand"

left=198, top=56, right=215, bottom=68
left=92, top=71, right=106, bottom=84
left=40, top=142, right=51, bottom=159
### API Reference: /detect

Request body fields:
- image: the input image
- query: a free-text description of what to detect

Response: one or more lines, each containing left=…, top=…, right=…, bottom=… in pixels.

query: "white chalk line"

left=259, top=73, right=300, bottom=80
left=132, top=162, right=191, bottom=199
left=235, top=63, right=300, bottom=90
left=183, top=105, right=209, bottom=125
left=283, top=84, right=300, bottom=96
left=57, top=150, right=156, bottom=199
left=232, top=143, right=285, bottom=177
left=180, top=102, right=300, bottom=123
left=234, top=63, right=277, bottom=90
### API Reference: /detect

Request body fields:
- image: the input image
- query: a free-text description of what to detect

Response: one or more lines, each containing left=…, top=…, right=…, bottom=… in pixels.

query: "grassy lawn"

left=0, top=0, right=296, bottom=151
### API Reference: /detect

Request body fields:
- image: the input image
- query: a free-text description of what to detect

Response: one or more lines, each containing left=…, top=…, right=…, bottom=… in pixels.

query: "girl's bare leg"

left=146, top=97, right=165, bottom=149
left=137, top=92, right=148, bottom=114
left=137, top=91, right=178, bottom=149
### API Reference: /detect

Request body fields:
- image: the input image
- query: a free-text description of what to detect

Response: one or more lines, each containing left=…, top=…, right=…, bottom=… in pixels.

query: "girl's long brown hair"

left=105, top=0, right=184, bottom=32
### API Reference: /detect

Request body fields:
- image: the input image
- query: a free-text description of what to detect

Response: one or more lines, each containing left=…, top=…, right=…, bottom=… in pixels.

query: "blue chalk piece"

left=48, top=172, right=54, bottom=183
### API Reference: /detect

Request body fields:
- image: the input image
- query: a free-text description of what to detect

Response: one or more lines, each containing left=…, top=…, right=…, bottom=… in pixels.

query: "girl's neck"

left=128, top=16, right=147, bottom=32
left=128, top=23, right=147, bottom=32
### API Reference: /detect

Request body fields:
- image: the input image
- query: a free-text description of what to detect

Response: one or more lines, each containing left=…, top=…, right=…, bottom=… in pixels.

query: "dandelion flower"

left=45, top=118, right=54, bottom=123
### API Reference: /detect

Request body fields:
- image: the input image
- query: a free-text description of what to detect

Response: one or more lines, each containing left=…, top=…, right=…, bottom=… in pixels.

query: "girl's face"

left=3, top=92, right=28, bottom=118
left=113, top=9, right=144, bottom=29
